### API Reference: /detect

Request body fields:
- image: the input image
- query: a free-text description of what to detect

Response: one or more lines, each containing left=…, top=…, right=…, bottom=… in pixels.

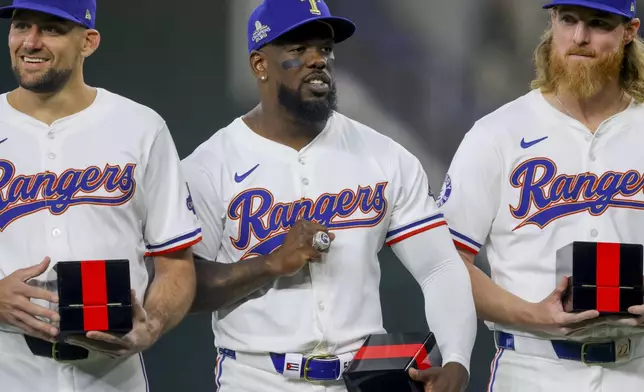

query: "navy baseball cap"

left=543, top=0, right=637, bottom=19
left=247, top=0, right=356, bottom=53
left=0, top=0, right=97, bottom=29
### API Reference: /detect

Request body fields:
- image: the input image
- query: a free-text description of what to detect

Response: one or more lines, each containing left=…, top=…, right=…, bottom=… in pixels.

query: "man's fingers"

left=552, top=277, right=569, bottom=297
left=12, top=257, right=51, bottom=282
left=16, top=297, right=60, bottom=322
left=628, top=305, right=644, bottom=316
left=86, top=331, right=133, bottom=349
left=408, top=367, right=439, bottom=382
left=18, top=284, right=59, bottom=304
left=12, top=309, right=58, bottom=338
left=307, top=248, right=323, bottom=262
left=65, top=336, right=124, bottom=356
left=9, top=316, right=56, bottom=343
left=614, top=316, right=643, bottom=327
left=564, top=309, right=600, bottom=325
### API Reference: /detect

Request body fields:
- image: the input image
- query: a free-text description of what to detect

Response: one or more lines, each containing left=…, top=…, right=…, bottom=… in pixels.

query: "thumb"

left=552, top=276, right=569, bottom=296
left=409, top=367, right=439, bottom=382
left=14, top=256, right=51, bottom=281
left=329, top=232, right=336, bottom=241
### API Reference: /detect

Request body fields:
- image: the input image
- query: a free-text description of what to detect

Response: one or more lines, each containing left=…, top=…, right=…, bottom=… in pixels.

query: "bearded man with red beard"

left=435, top=0, right=644, bottom=390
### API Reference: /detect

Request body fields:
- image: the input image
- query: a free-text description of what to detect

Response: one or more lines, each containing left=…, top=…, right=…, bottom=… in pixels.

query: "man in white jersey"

left=437, top=0, right=644, bottom=390
left=0, top=0, right=203, bottom=391
left=182, top=1, right=477, bottom=391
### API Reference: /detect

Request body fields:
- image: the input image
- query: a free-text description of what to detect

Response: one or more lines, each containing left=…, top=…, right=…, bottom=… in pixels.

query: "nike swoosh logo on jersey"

left=235, top=164, right=260, bottom=183
left=0, top=138, right=7, bottom=144
left=520, top=136, right=548, bottom=149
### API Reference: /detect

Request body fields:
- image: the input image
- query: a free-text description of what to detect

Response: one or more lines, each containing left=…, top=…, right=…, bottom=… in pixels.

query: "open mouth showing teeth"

left=308, top=79, right=329, bottom=87
left=22, top=57, right=48, bottom=63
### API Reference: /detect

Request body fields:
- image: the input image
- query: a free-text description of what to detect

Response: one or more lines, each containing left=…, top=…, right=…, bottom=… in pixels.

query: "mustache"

left=566, top=47, right=596, bottom=57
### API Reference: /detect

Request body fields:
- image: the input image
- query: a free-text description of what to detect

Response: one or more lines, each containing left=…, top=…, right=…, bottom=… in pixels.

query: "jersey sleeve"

left=142, top=124, right=202, bottom=256
left=181, top=154, right=225, bottom=262
left=437, top=123, right=501, bottom=255
left=385, top=142, right=447, bottom=246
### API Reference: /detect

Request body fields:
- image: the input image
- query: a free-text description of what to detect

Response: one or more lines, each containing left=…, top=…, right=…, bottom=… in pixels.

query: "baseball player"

left=0, top=1, right=202, bottom=391
left=437, top=0, right=644, bottom=391
left=181, top=1, right=477, bottom=391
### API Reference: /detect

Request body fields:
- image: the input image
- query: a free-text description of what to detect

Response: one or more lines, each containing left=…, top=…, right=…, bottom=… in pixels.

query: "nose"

left=306, top=49, right=329, bottom=69
left=572, top=22, right=590, bottom=46
left=22, top=26, right=44, bottom=51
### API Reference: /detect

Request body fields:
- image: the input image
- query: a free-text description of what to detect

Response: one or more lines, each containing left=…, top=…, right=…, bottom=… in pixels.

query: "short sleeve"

left=436, top=123, right=501, bottom=255
left=385, top=143, right=448, bottom=246
left=142, top=124, right=202, bottom=256
left=181, top=157, right=225, bottom=262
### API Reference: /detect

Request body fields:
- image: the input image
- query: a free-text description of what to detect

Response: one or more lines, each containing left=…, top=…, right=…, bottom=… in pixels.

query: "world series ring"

left=312, top=231, right=331, bottom=251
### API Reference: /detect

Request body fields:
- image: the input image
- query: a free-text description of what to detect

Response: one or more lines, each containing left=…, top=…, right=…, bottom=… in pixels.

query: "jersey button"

left=585, top=134, right=592, bottom=141
left=48, top=152, right=56, bottom=160
left=590, top=229, right=598, bottom=238
left=47, top=133, right=55, bottom=140
left=298, top=157, right=305, bottom=165
left=589, top=154, right=596, bottom=162
left=302, top=178, right=309, bottom=186
left=318, top=302, right=325, bottom=311
left=52, top=228, right=61, bottom=237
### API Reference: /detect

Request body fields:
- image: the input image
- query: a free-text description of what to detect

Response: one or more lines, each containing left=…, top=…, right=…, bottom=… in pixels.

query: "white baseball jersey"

left=438, top=88, right=644, bottom=341
left=181, top=111, right=475, bottom=364
left=0, top=88, right=202, bottom=314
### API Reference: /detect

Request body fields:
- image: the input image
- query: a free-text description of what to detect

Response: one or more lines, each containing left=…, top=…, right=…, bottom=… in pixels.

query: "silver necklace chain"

left=555, top=90, right=627, bottom=120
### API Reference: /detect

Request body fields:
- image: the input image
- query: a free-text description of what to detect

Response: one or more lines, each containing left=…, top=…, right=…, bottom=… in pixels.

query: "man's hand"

left=65, top=290, right=158, bottom=358
left=265, top=219, right=335, bottom=277
left=0, top=257, right=60, bottom=342
left=612, top=305, right=644, bottom=327
left=527, top=277, right=600, bottom=335
left=409, top=362, right=469, bottom=392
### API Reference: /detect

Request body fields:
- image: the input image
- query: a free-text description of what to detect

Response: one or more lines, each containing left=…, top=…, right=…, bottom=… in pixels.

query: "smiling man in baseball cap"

left=183, top=1, right=479, bottom=392
left=0, top=0, right=100, bottom=95
left=0, top=1, right=204, bottom=391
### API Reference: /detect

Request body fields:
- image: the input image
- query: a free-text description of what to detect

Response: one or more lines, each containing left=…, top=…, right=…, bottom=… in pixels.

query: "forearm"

left=143, top=249, right=196, bottom=336
left=419, top=258, right=476, bottom=373
left=463, top=255, right=540, bottom=327
left=190, top=255, right=278, bottom=313
left=391, top=228, right=477, bottom=373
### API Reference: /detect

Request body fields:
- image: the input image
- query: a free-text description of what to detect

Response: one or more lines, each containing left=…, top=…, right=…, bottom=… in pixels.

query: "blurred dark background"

left=3, top=0, right=628, bottom=390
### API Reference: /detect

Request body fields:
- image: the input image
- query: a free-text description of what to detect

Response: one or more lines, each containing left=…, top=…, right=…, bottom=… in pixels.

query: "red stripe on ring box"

left=354, top=344, right=427, bottom=360
left=81, top=261, right=109, bottom=331
left=596, top=286, right=620, bottom=313
left=596, top=242, right=620, bottom=287
left=83, top=305, right=109, bottom=331
left=80, top=260, right=108, bottom=305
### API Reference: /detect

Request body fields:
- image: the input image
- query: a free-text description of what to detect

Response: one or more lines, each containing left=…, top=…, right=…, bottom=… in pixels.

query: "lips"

left=303, top=73, right=331, bottom=94
left=20, top=56, right=51, bottom=69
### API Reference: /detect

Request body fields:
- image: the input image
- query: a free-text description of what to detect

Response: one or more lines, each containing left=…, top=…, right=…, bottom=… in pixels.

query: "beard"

left=277, top=82, right=338, bottom=124
left=12, top=66, right=73, bottom=94
left=548, top=42, right=624, bottom=99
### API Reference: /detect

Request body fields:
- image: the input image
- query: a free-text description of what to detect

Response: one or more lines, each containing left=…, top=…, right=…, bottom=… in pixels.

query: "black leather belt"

left=24, top=335, right=89, bottom=361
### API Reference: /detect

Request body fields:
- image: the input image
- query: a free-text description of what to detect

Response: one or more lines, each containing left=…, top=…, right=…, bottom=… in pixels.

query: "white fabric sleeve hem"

left=438, top=353, right=470, bottom=373
left=391, top=224, right=477, bottom=375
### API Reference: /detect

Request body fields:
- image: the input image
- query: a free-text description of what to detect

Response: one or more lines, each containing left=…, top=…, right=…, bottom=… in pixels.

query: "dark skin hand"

left=409, top=362, right=469, bottom=392
left=190, top=219, right=335, bottom=312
